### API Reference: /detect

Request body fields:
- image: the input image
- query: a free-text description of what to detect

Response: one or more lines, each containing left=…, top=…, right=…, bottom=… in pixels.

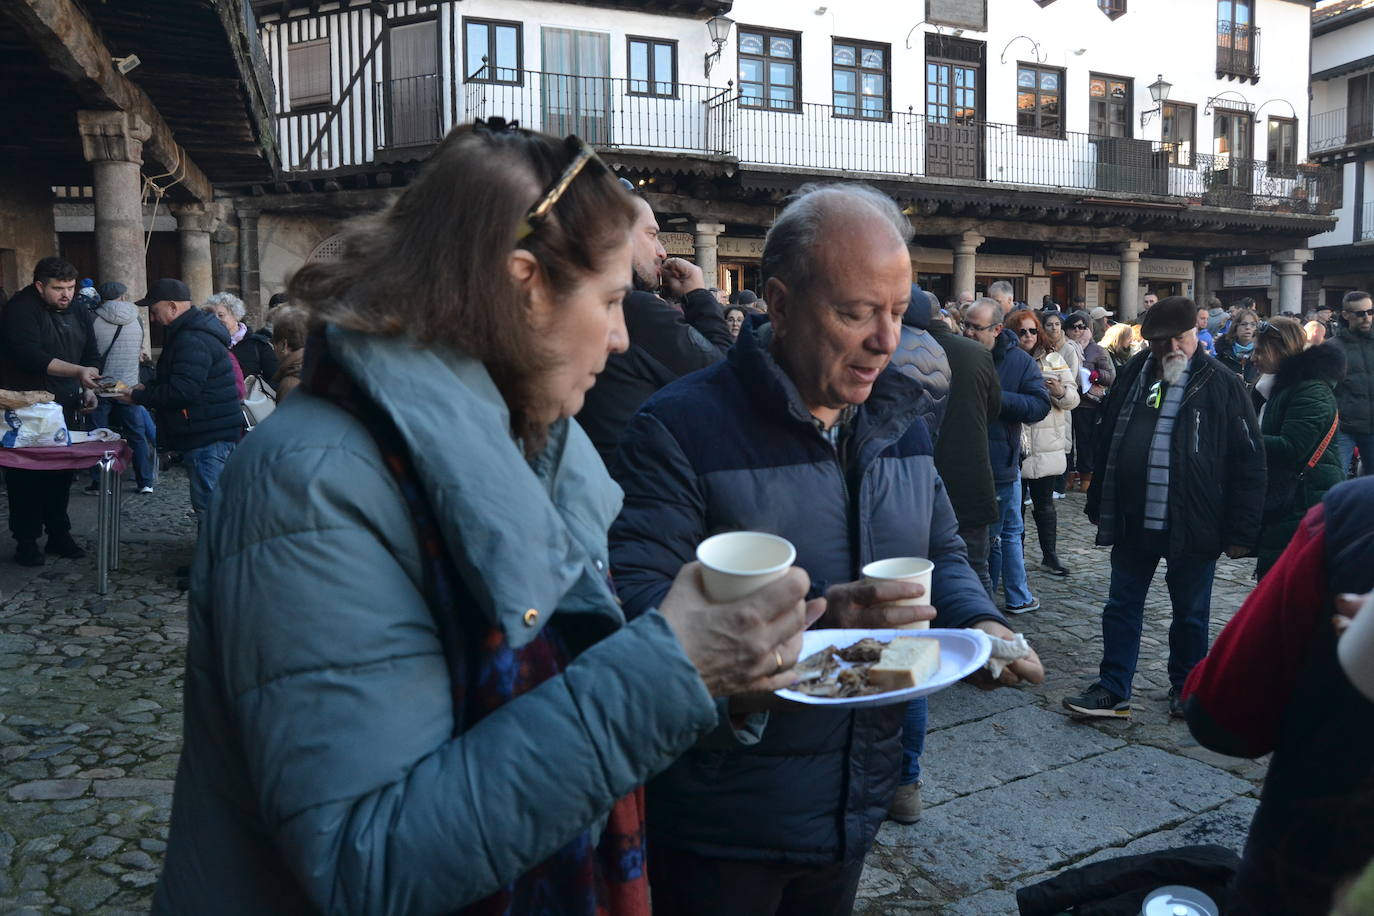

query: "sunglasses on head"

left=515, top=134, right=603, bottom=242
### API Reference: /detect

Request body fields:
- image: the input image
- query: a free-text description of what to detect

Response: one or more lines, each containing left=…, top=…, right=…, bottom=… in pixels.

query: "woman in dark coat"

left=1251, top=316, right=1347, bottom=577
left=204, top=292, right=279, bottom=381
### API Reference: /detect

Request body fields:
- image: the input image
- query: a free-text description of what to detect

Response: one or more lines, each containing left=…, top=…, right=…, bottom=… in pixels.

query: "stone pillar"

left=1117, top=240, right=1149, bottom=322
left=951, top=231, right=985, bottom=300
left=170, top=203, right=214, bottom=306
left=236, top=209, right=261, bottom=326
left=77, top=111, right=151, bottom=302
left=693, top=221, right=726, bottom=288
left=1272, top=249, right=1314, bottom=315
left=1193, top=257, right=1212, bottom=305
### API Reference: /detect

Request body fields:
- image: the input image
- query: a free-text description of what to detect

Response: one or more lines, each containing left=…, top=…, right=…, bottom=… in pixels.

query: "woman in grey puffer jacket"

left=87, top=282, right=157, bottom=491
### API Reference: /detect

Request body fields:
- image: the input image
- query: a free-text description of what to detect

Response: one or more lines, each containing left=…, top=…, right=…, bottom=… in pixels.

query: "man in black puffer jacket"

left=610, top=184, right=1043, bottom=915
left=121, top=278, right=240, bottom=520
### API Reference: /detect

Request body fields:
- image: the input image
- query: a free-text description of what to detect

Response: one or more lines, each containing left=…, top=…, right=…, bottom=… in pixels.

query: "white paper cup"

left=696, top=531, right=796, bottom=603
left=861, top=557, right=934, bottom=629
left=1337, top=591, right=1374, bottom=703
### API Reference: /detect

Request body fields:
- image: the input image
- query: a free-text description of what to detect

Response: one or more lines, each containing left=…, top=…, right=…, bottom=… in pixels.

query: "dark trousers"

left=959, top=522, right=994, bottom=601
left=1025, top=475, right=1060, bottom=564
left=4, top=467, right=75, bottom=543
left=1072, top=407, right=1099, bottom=473
left=649, top=844, right=865, bottom=916
left=1098, top=527, right=1216, bottom=700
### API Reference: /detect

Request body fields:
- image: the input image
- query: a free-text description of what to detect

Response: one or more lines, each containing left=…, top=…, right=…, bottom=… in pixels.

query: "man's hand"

left=1224, top=545, right=1251, bottom=559
left=661, top=257, right=706, bottom=298
left=823, top=579, right=935, bottom=630
left=80, top=390, right=97, bottom=411
left=76, top=366, right=101, bottom=389
left=963, top=619, right=1046, bottom=690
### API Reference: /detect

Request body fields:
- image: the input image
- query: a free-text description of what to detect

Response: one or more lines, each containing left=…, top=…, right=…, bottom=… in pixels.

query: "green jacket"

left=1256, top=343, right=1347, bottom=577
left=153, top=327, right=717, bottom=915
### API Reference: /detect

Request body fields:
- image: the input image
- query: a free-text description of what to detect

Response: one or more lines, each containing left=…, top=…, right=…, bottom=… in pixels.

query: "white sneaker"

left=1052, top=491, right=1066, bottom=500
left=139, top=486, right=154, bottom=494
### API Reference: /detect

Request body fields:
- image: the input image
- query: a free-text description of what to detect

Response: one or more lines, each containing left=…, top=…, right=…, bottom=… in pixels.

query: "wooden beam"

left=7, top=0, right=216, bottom=202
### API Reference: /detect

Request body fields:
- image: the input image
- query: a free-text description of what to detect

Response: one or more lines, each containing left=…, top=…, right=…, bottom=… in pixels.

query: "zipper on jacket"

left=1193, top=409, right=1201, bottom=454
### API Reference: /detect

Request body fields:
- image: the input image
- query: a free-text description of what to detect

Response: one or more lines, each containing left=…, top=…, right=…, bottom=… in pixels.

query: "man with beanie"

left=1066, top=296, right=1265, bottom=719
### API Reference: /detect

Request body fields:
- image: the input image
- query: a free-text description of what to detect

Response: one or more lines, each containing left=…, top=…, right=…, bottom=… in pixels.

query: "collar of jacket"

left=992, top=327, right=1017, bottom=362
left=165, top=305, right=230, bottom=347
left=1127, top=348, right=1217, bottom=403
left=730, top=319, right=925, bottom=454
left=325, top=325, right=625, bottom=647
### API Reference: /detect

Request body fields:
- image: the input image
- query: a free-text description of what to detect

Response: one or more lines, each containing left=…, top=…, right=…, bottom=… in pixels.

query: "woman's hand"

left=659, top=562, right=825, bottom=697
left=1044, top=376, right=1065, bottom=398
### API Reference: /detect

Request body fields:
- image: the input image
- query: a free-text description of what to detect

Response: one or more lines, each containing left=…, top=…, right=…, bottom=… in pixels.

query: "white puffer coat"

left=1020, top=349, right=1080, bottom=480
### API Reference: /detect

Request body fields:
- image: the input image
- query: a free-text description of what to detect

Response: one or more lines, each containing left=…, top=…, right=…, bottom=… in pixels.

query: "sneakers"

left=1052, top=491, right=1066, bottom=500
left=1063, top=683, right=1132, bottom=718
left=888, top=781, right=923, bottom=824
left=1005, top=598, right=1041, bottom=614
left=139, top=485, right=154, bottom=494
left=14, top=541, right=44, bottom=567
left=45, top=534, right=86, bottom=559
left=1040, top=559, right=1070, bottom=577
left=1168, top=686, right=1185, bottom=719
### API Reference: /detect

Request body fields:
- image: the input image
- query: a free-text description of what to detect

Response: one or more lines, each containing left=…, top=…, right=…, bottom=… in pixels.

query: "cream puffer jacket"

left=1020, top=349, right=1080, bottom=480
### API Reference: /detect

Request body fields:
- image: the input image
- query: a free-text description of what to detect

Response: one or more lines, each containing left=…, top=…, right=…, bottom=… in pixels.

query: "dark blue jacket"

left=989, top=328, right=1051, bottom=485
left=135, top=307, right=241, bottom=451
left=609, top=326, right=1004, bottom=865
left=890, top=285, right=950, bottom=442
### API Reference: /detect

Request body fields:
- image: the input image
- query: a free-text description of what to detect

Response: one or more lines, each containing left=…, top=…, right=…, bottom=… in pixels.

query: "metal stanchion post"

left=111, top=462, right=123, bottom=570
left=96, top=454, right=114, bottom=594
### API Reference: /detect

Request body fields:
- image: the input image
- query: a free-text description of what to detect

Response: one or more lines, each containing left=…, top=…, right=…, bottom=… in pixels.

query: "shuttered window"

left=288, top=38, right=331, bottom=109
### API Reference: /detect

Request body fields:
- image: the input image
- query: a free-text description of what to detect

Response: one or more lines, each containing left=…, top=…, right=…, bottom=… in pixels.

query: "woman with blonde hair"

left=1101, top=322, right=1138, bottom=371
left=1009, top=308, right=1080, bottom=576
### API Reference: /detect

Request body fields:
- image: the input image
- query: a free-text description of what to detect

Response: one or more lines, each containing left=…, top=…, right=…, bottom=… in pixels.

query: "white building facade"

left=230, top=0, right=1333, bottom=320
left=1307, top=0, right=1374, bottom=304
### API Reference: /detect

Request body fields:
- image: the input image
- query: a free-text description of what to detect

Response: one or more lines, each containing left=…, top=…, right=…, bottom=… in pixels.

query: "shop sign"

left=976, top=254, right=1032, bottom=275
left=717, top=237, right=766, bottom=259
left=1140, top=258, right=1193, bottom=279
left=911, top=246, right=954, bottom=270
left=1084, top=280, right=1100, bottom=310
left=1090, top=254, right=1120, bottom=274
left=1046, top=250, right=1090, bottom=269
left=1223, top=264, right=1273, bottom=287
left=659, top=232, right=695, bottom=256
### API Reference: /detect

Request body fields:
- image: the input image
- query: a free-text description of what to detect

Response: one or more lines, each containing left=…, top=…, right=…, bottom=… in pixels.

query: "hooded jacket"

left=989, top=328, right=1052, bottom=486
left=230, top=323, right=279, bottom=382
left=609, top=325, right=1004, bottom=866
left=889, top=285, right=950, bottom=441
left=1253, top=342, right=1346, bottom=577
left=91, top=298, right=144, bottom=387
left=1329, top=326, right=1374, bottom=436
left=134, top=306, right=241, bottom=451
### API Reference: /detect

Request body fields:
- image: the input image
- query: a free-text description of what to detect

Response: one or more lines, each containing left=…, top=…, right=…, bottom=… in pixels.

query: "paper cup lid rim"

left=863, top=557, right=935, bottom=578
left=697, top=532, right=796, bottom=576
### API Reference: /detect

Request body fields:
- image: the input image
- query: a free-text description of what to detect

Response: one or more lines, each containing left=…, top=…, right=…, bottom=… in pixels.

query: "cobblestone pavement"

left=0, top=478, right=1266, bottom=913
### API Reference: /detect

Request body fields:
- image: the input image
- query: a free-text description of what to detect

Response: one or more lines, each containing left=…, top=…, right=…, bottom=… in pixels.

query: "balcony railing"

left=1217, top=21, right=1260, bottom=79
left=1310, top=106, right=1374, bottom=154
left=1365, top=202, right=1374, bottom=242
left=375, top=75, right=443, bottom=150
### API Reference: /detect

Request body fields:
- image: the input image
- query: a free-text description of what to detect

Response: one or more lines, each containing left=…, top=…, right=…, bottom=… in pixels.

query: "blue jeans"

left=87, top=401, right=157, bottom=488
left=900, top=697, right=928, bottom=785
left=1337, top=430, right=1374, bottom=477
left=184, top=440, right=235, bottom=516
left=1098, top=529, right=1217, bottom=700
left=988, top=476, right=1034, bottom=607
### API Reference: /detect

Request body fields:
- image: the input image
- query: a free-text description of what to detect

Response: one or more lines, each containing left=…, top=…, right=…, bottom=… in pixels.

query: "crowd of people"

left=2, top=118, right=1372, bottom=915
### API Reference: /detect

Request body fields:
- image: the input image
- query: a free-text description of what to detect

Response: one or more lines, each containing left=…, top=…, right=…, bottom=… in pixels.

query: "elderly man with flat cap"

left=1065, top=296, right=1265, bottom=720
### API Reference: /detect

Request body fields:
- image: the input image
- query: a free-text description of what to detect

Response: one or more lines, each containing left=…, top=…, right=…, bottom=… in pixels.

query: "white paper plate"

left=775, top=628, right=992, bottom=709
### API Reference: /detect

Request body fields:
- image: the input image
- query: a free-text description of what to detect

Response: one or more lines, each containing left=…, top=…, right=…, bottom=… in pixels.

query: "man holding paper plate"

left=610, top=184, right=1044, bottom=916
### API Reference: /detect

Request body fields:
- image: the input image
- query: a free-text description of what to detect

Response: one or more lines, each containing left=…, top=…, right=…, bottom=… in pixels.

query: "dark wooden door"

left=1349, top=74, right=1371, bottom=146
left=924, top=36, right=982, bottom=180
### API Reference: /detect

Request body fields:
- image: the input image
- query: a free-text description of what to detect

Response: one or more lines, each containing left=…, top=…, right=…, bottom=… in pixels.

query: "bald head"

left=962, top=298, right=1002, bottom=350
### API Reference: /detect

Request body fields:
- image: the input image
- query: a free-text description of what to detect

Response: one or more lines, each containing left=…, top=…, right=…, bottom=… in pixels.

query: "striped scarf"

left=1143, top=356, right=1192, bottom=530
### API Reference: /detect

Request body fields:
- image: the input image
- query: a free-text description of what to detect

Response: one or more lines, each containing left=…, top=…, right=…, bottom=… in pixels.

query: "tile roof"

left=1315, top=0, right=1374, bottom=25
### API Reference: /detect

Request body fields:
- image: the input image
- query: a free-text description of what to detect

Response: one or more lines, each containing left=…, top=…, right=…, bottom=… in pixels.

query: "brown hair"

left=1223, top=308, right=1260, bottom=345
left=270, top=304, right=310, bottom=353
left=1006, top=308, right=1048, bottom=357
left=1256, top=315, right=1307, bottom=365
left=1101, top=322, right=1137, bottom=361
left=288, top=123, right=636, bottom=449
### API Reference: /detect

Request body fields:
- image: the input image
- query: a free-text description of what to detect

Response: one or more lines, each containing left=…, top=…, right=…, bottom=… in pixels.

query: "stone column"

left=1271, top=249, right=1314, bottom=315
left=1193, top=257, right=1212, bottom=305
left=236, top=209, right=261, bottom=326
left=77, top=111, right=151, bottom=302
left=1117, top=240, right=1149, bottom=322
left=693, top=221, right=726, bottom=289
left=170, top=203, right=214, bottom=306
left=951, top=231, right=985, bottom=299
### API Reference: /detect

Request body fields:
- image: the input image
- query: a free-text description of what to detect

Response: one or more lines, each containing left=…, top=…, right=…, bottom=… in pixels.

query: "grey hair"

left=761, top=183, right=913, bottom=292
left=987, top=280, right=1014, bottom=300
left=967, top=297, right=1002, bottom=327
left=203, top=291, right=246, bottom=320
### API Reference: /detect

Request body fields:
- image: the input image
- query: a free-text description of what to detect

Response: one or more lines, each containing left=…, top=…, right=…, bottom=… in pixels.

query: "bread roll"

left=868, top=636, right=941, bottom=691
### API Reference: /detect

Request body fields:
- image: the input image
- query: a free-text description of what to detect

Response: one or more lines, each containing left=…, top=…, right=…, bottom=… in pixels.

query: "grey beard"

left=1161, top=353, right=1187, bottom=385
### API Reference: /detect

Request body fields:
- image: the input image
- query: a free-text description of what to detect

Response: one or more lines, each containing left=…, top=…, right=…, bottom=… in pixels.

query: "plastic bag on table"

left=2, top=402, right=71, bottom=448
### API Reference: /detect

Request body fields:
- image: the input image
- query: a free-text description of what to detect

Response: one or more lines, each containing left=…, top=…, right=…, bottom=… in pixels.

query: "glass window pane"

left=740, top=58, right=763, bottom=82
left=1110, top=80, right=1127, bottom=98
left=834, top=44, right=855, bottom=65
left=740, top=33, right=764, bottom=54
left=1090, top=78, right=1105, bottom=98
left=927, top=85, right=939, bottom=103
left=654, top=45, right=673, bottom=88
left=861, top=48, right=884, bottom=69
left=770, top=86, right=795, bottom=107
left=862, top=95, right=884, bottom=116
left=466, top=23, right=487, bottom=75
left=862, top=73, right=884, bottom=97
left=1043, top=96, right=1060, bottom=115
left=770, top=36, right=795, bottom=58
left=741, top=82, right=763, bottom=103
left=495, top=26, right=518, bottom=71
left=1018, top=68, right=1035, bottom=88
left=834, top=71, right=856, bottom=92
left=629, top=41, right=648, bottom=82
left=1042, top=114, right=1061, bottom=132
left=770, top=61, right=795, bottom=87
left=1040, top=71, right=1059, bottom=91
left=1017, top=90, right=1035, bottom=112
left=835, top=92, right=856, bottom=113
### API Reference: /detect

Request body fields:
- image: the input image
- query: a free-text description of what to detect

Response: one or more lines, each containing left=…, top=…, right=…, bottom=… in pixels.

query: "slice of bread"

left=868, top=636, right=941, bottom=692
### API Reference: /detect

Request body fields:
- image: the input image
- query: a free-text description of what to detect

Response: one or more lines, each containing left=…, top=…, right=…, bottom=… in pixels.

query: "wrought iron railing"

left=1364, top=202, right=1374, bottom=242
left=1216, top=21, right=1260, bottom=79
left=1310, top=106, right=1374, bottom=154
left=375, top=75, right=443, bottom=150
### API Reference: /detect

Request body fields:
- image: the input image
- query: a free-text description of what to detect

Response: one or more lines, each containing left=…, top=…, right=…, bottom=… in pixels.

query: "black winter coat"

left=230, top=325, right=278, bottom=382
left=0, top=285, right=99, bottom=408
left=929, top=320, right=1001, bottom=528
left=1329, top=327, right=1374, bottom=436
left=609, top=326, right=1004, bottom=865
left=577, top=287, right=730, bottom=467
left=134, top=307, right=241, bottom=451
left=989, top=328, right=1052, bottom=486
left=1086, top=349, right=1266, bottom=559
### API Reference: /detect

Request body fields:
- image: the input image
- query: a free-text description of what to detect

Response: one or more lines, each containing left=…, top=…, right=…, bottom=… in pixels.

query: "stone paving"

left=0, top=476, right=1267, bottom=914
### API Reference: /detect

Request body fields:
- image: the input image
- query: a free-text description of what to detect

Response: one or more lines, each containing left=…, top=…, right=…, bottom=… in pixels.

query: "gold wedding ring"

left=774, top=649, right=785, bottom=674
